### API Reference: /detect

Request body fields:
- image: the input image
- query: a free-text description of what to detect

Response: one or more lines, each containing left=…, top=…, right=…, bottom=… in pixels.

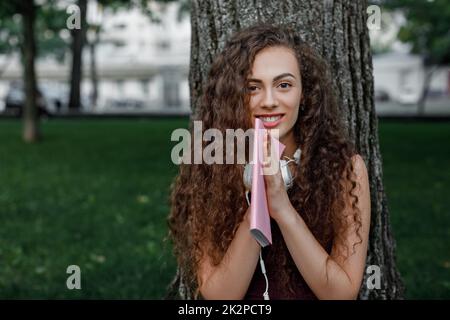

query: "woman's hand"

left=262, top=130, right=293, bottom=222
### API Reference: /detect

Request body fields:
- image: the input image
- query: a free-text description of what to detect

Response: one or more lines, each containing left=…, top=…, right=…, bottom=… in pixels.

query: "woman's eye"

left=247, top=86, right=258, bottom=92
left=279, top=82, right=292, bottom=89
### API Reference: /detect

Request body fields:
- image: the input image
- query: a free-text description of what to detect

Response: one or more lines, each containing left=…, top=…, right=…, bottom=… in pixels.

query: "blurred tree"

left=166, top=0, right=404, bottom=300
left=35, top=2, right=68, bottom=61
left=68, top=0, right=137, bottom=111
left=383, top=0, right=450, bottom=113
left=87, top=7, right=100, bottom=108
left=0, top=1, right=67, bottom=142
left=19, top=0, right=38, bottom=142
left=0, top=15, right=21, bottom=77
left=0, top=2, right=67, bottom=71
left=68, top=0, right=87, bottom=111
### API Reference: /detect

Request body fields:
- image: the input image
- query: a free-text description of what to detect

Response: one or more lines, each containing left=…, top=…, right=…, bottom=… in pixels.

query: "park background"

left=0, top=0, right=449, bottom=299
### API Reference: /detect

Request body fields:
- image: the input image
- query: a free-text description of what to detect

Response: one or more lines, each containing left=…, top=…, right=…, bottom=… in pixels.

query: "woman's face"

left=247, top=46, right=302, bottom=141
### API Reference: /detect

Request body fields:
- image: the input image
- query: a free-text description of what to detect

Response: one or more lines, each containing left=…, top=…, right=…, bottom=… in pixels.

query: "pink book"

left=249, top=118, right=285, bottom=247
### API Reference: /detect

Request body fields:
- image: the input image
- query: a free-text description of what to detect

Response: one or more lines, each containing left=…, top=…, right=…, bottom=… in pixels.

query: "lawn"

left=378, top=120, right=450, bottom=299
left=0, top=118, right=449, bottom=299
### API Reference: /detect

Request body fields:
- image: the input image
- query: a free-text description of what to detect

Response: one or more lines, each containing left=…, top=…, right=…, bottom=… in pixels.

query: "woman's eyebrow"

left=247, top=72, right=296, bottom=83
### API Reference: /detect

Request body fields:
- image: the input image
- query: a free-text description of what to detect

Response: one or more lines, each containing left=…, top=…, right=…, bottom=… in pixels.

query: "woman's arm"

left=197, top=208, right=262, bottom=300
left=275, top=154, right=371, bottom=299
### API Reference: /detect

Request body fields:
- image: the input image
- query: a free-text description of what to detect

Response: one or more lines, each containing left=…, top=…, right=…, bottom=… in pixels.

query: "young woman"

left=168, top=23, right=371, bottom=300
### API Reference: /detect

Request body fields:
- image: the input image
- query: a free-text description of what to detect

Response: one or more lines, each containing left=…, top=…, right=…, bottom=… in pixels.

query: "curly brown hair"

left=167, top=23, right=362, bottom=299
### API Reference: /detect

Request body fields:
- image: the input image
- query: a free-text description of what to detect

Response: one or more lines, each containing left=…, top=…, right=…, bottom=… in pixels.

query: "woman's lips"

left=256, top=114, right=285, bottom=129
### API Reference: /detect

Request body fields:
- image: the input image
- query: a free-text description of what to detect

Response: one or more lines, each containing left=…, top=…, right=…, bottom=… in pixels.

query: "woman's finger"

left=265, top=130, right=280, bottom=176
left=262, top=130, right=270, bottom=167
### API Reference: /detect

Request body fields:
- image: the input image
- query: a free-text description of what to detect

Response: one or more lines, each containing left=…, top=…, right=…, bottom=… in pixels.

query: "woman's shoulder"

left=350, top=154, right=368, bottom=179
left=338, top=154, right=369, bottom=191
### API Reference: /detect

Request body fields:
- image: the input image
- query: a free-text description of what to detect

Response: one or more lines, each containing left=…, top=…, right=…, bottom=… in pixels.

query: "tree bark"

left=167, top=0, right=404, bottom=300
left=89, top=27, right=99, bottom=109
left=68, top=0, right=87, bottom=111
left=20, top=0, right=40, bottom=143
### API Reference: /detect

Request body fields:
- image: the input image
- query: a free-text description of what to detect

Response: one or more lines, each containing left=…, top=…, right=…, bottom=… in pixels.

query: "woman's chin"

left=269, top=128, right=286, bottom=139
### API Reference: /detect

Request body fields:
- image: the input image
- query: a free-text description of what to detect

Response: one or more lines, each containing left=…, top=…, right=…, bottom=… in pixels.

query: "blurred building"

left=0, top=1, right=190, bottom=114
left=369, top=9, right=450, bottom=112
left=90, top=1, right=190, bottom=113
left=373, top=52, right=450, bottom=105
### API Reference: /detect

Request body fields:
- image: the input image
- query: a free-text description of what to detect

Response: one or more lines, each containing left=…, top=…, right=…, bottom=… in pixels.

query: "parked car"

left=109, top=98, right=145, bottom=109
left=3, top=82, right=51, bottom=117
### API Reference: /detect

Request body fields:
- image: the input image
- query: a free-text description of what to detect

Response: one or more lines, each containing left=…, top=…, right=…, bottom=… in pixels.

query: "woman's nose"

left=262, top=89, right=278, bottom=109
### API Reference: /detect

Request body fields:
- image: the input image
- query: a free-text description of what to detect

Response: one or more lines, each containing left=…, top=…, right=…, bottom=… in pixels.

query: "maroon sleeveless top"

left=244, top=218, right=333, bottom=300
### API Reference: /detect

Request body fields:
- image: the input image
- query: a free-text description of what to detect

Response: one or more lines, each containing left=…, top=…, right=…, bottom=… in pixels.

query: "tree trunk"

left=167, top=0, right=404, bottom=300
left=21, top=0, right=40, bottom=143
left=89, top=27, right=99, bottom=109
left=68, top=0, right=87, bottom=111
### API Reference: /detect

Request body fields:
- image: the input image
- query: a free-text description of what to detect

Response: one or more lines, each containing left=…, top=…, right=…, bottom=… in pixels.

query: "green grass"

left=0, top=119, right=187, bottom=299
left=0, top=118, right=449, bottom=299
left=379, top=121, right=450, bottom=299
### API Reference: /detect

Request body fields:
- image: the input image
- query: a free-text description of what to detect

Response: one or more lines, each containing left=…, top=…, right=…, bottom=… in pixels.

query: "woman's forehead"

left=249, top=46, right=300, bottom=79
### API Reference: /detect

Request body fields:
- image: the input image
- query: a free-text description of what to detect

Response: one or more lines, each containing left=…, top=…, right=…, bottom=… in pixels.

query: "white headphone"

left=243, top=147, right=301, bottom=191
